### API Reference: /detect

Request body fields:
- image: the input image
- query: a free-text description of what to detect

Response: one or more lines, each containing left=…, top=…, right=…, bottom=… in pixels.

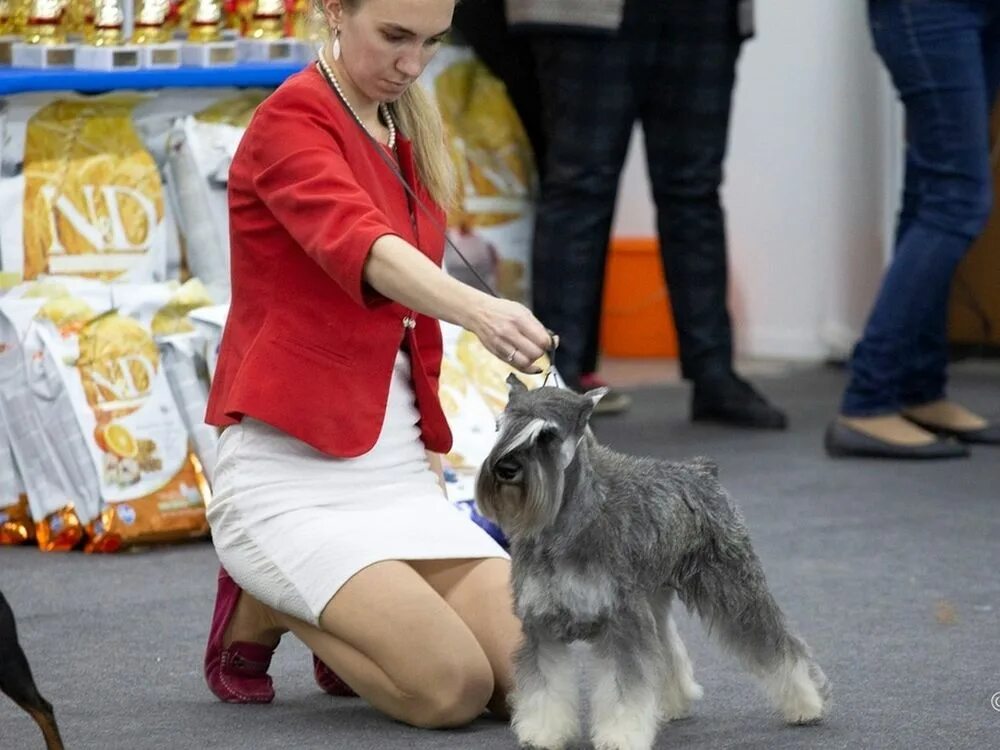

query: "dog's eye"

left=538, top=427, right=561, bottom=444
left=494, top=419, right=500, bottom=433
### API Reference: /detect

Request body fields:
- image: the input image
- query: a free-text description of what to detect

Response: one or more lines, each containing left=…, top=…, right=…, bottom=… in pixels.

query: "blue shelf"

left=0, top=62, right=305, bottom=96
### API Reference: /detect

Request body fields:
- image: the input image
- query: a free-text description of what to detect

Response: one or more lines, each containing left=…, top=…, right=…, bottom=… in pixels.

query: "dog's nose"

left=495, top=459, right=521, bottom=482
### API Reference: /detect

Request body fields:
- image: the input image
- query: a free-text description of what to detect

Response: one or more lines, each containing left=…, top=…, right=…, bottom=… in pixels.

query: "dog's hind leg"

left=589, top=608, right=662, bottom=750
left=509, top=628, right=581, bottom=750
left=656, top=603, right=703, bottom=722
left=0, top=594, right=65, bottom=750
left=676, top=535, right=830, bottom=725
left=25, top=703, right=65, bottom=750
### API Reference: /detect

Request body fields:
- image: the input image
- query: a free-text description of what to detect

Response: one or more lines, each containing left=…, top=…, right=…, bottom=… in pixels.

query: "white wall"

left=612, top=0, right=901, bottom=361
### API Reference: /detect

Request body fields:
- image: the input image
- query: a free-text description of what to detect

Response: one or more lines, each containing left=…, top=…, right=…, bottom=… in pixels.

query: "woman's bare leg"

left=409, top=558, right=522, bottom=719
left=266, top=560, right=496, bottom=729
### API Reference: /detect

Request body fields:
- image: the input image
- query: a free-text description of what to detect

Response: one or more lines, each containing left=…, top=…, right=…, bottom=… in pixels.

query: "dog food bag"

left=0, top=95, right=174, bottom=285
left=0, top=420, right=34, bottom=546
left=149, top=278, right=215, bottom=337
left=187, top=304, right=228, bottom=381
left=113, top=280, right=218, bottom=486
left=159, top=333, right=218, bottom=487
left=27, top=287, right=210, bottom=552
left=163, top=92, right=266, bottom=301
left=421, top=44, right=537, bottom=305
left=0, top=296, right=90, bottom=551
left=6, top=277, right=113, bottom=539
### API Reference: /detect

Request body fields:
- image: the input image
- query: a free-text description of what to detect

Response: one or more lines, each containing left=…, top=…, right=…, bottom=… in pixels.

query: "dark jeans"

left=842, top=0, right=1000, bottom=416
left=528, top=0, right=744, bottom=387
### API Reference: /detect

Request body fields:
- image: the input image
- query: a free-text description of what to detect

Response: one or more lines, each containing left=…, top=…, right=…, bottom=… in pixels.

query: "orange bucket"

left=599, top=237, right=679, bottom=358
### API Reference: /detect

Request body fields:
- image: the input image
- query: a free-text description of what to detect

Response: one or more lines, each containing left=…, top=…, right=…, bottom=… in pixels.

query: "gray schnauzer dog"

left=475, top=376, right=830, bottom=750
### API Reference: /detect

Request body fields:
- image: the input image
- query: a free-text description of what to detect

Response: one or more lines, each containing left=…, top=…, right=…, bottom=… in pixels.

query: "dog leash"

left=314, top=58, right=562, bottom=384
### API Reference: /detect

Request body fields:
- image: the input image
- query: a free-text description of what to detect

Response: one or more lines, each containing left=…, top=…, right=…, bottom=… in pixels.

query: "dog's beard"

left=476, top=449, right=565, bottom=540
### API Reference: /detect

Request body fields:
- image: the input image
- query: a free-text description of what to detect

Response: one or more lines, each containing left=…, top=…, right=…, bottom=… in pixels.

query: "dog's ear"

left=585, top=387, right=608, bottom=408
left=507, top=372, right=528, bottom=395
left=575, top=386, right=608, bottom=430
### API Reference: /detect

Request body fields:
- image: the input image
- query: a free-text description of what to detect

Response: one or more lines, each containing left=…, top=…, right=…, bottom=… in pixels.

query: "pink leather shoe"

left=204, top=567, right=278, bottom=704
left=313, top=654, right=358, bottom=697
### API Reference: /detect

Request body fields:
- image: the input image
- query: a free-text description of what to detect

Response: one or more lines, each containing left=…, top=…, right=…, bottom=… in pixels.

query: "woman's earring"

left=332, top=27, right=341, bottom=61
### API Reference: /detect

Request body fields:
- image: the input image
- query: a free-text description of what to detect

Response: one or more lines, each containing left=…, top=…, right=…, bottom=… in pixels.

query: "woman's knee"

left=398, top=652, right=496, bottom=729
left=919, top=173, right=993, bottom=244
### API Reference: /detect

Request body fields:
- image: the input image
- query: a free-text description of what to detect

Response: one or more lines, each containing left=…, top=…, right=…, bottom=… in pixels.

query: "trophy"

left=75, top=0, right=142, bottom=69
left=133, top=0, right=171, bottom=43
left=236, top=0, right=294, bottom=62
left=182, top=0, right=237, bottom=66
left=11, top=0, right=78, bottom=67
left=248, top=0, right=282, bottom=39
left=133, top=0, right=182, bottom=68
left=24, top=0, right=66, bottom=44
left=91, top=0, right=123, bottom=46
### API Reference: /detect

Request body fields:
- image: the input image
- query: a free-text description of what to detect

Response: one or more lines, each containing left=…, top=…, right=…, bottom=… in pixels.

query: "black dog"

left=0, top=591, right=64, bottom=749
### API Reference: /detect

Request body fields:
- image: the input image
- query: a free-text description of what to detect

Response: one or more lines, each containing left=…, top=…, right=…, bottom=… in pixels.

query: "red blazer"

left=205, top=66, right=452, bottom=457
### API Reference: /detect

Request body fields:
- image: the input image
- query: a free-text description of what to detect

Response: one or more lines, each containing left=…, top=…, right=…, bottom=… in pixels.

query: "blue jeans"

left=841, top=0, right=1000, bottom=416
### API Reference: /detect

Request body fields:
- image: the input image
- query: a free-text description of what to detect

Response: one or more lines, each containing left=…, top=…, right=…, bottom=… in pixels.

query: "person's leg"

left=237, top=560, right=498, bottom=728
left=900, top=1, right=1000, bottom=435
left=839, top=0, right=993, bottom=448
left=409, top=558, right=520, bottom=717
left=640, top=0, right=737, bottom=382
left=529, top=30, right=638, bottom=391
left=640, top=0, right=785, bottom=429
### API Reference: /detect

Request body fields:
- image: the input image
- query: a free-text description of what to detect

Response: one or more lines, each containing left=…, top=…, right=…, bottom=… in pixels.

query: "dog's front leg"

left=509, top=624, right=581, bottom=750
left=589, top=611, right=662, bottom=750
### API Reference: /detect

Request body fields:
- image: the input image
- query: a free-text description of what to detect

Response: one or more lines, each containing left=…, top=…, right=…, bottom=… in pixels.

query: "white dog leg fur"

left=590, top=665, right=660, bottom=750
left=763, top=656, right=826, bottom=725
left=659, top=615, right=704, bottom=721
left=510, top=643, right=581, bottom=750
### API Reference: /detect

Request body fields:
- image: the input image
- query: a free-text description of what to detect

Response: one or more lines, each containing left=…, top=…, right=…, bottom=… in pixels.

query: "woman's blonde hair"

left=314, top=0, right=458, bottom=210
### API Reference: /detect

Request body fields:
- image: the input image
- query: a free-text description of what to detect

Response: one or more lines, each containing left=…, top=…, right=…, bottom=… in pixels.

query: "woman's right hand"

left=463, top=295, right=555, bottom=375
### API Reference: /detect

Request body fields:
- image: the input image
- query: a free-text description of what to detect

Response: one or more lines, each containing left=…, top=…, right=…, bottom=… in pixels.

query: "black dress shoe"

left=691, top=372, right=787, bottom=430
left=824, top=421, right=970, bottom=459
left=902, top=415, right=1000, bottom=445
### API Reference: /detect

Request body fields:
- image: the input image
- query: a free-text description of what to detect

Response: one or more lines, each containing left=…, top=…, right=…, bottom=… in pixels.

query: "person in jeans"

left=826, top=0, right=1000, bottom=459
left=506, top=0, right=786, bottom=426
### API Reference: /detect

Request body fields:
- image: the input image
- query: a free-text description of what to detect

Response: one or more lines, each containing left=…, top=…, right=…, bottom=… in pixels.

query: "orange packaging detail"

left=35, top=505, right=85, bottom=552
left=0, top=495, right=35, bottom=546
left=84, top=453, right=211, bottom=553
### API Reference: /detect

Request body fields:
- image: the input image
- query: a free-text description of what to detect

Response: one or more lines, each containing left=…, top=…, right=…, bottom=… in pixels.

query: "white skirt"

left=205, top=350, right=508, bottom=625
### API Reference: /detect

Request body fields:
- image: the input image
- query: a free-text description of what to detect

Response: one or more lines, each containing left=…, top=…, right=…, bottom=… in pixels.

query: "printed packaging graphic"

left=3, top=277, right=211, bottom=551
left=1, top=96, right=174, bottom=284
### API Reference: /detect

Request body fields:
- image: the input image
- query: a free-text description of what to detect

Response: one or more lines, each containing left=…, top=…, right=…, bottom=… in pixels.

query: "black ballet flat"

left=824, top=421, right=970, bottom=459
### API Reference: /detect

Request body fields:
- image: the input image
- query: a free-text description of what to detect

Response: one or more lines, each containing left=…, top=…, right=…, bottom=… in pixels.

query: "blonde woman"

left=202, top=0, right=552, bottom=728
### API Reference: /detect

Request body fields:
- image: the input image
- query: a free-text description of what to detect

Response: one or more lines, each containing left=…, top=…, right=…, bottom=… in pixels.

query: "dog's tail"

left=0, top=592, right=65, bottom=750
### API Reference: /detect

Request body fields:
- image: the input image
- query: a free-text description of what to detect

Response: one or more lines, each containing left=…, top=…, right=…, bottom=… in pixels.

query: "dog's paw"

left=779, top=659, right=827, bottom=725
left=660, top=678, right=703, bottom=722
left=512, top=701, right=580, bottom=750
left=591, top=726, right=658, bottom=750
left=591, top=701, right=659, bottom=750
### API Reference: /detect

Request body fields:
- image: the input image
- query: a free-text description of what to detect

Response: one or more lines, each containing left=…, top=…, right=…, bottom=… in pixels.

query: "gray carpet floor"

left=2, top=362, right=998, bottom=750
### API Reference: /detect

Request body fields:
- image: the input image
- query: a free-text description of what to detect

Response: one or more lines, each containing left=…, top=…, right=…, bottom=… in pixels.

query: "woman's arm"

left=425, top=451, right=447, bottom=497
left=365, top=234, right=552, bottom=374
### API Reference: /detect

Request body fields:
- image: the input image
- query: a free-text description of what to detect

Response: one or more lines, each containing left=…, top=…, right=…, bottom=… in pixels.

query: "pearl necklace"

left=316, top=49, right=396, bottom=150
